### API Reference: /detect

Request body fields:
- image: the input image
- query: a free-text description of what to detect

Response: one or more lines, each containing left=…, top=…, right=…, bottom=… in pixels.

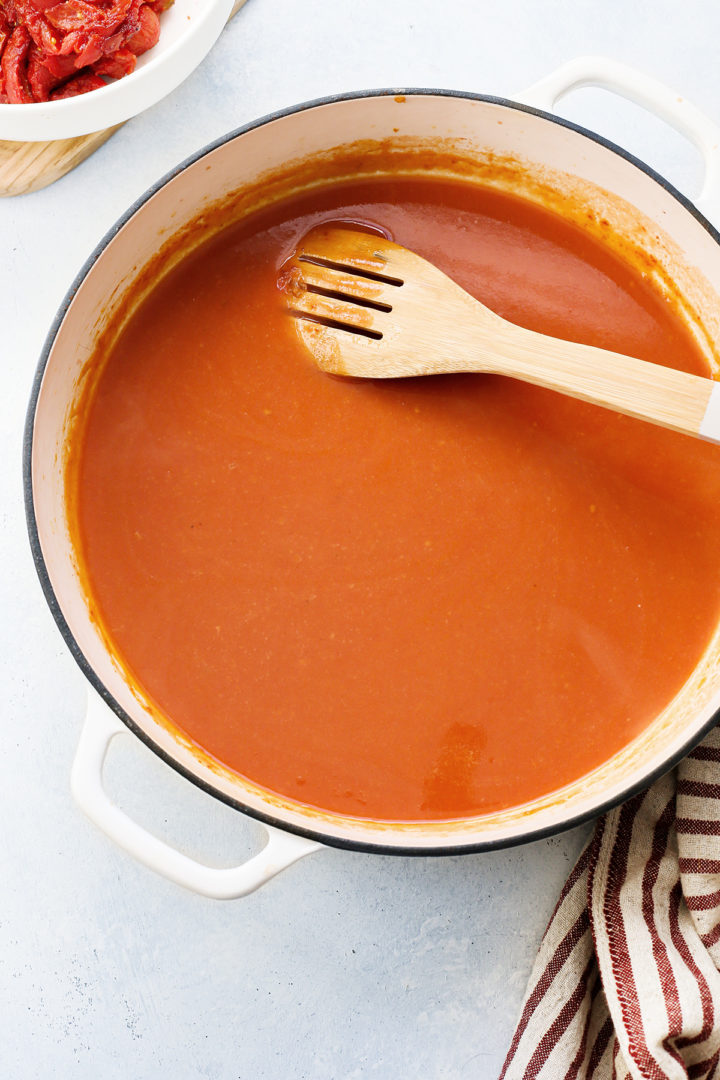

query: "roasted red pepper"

left=2, top=24, right=33, bottom=103
left=0, top=0, right=173, bottom=102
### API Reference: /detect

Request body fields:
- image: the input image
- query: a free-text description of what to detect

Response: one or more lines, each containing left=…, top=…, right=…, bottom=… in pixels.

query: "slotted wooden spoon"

left=288, top=225, right=720, bottom=444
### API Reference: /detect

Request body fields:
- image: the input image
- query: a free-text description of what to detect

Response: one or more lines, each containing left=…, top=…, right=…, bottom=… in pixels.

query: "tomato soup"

left=67, top=175, right=720, bottom=822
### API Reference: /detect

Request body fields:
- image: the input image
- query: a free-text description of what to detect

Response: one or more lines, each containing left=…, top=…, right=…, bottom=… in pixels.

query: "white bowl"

left=0, top=0, right=235, bottom=142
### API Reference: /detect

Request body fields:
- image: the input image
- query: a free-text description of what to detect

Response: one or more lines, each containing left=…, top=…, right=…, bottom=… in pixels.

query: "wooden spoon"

left=287, top=225, right=720, bottom=444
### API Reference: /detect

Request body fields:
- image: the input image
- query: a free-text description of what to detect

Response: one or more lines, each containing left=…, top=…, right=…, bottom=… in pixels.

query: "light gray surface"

left=2, top=1, right=718, bottom=1076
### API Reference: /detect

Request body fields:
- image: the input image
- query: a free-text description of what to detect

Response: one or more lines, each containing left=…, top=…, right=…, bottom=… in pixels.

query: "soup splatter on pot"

left=65, top=171, right=720, bottom=823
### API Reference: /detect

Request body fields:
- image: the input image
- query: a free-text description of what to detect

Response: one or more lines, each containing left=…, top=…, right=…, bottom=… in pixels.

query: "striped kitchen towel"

left=501, top=726, right=720, bottom=1080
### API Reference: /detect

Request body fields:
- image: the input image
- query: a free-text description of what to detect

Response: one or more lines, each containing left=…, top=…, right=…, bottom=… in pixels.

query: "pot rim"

left=23, top=85, right=720, bottom=856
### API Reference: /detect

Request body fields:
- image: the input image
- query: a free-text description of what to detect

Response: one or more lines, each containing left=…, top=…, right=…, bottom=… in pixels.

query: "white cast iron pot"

left=24, top=57, right=720, bottom=898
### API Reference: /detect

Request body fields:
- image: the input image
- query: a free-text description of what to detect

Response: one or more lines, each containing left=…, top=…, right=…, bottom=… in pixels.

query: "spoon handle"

left=482, top=319, right=720, bottom=442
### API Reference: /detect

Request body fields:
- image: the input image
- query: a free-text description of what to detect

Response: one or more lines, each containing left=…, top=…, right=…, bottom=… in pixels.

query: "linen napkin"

left=500, top=726, right=720, bottom=1080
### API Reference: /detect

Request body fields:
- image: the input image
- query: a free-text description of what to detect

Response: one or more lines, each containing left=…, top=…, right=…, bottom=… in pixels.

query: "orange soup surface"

left=69, top=175, right=720, bottom=822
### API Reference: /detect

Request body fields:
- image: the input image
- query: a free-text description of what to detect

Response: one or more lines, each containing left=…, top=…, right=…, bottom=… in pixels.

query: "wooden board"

left=0, top=0, right=249, bottom=198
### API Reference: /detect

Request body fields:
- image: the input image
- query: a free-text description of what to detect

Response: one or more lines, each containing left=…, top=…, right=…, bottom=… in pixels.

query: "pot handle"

left=517, top=56, right=720, bottom=220
left=71, top=691, right=321, bottom=899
